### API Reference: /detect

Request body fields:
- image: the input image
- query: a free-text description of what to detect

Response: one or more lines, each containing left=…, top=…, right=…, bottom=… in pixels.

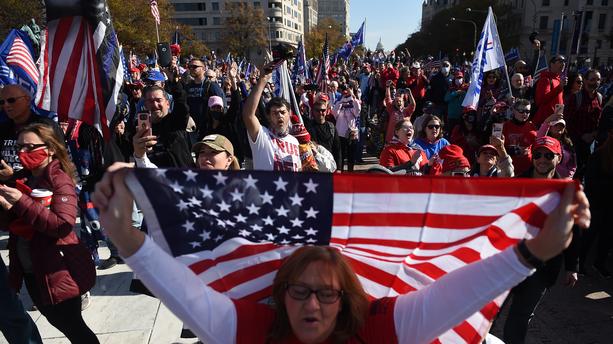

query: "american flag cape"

left=37, top=0, right=124, bottom=139
left=125, top=169, right=569, bottom=344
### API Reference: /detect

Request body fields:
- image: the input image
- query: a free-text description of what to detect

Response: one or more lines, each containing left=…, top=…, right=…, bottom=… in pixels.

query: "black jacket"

left=148, top=82, right=194, bottom=168
left=305, top=118, right=342, bottom=168
left=518, top=168, right=580, bottom=286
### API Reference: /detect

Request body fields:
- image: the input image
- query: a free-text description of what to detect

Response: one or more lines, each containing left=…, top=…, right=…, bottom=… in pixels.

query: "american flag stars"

left=144, top=169, right=332, bottom=256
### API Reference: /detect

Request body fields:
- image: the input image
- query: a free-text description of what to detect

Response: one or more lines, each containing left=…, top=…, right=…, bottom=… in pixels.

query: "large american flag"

left=38, top=0, right=124, bottom=138
left=126, top=169, right=569, bottom=344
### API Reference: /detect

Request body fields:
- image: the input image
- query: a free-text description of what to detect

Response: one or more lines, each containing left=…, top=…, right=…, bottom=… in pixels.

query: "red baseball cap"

left=478, top=144, right=499, bottom=156
left=532, top=136, right=562, bottom=155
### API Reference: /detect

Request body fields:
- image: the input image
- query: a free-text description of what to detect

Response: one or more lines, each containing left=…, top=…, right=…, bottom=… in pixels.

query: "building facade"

left=170, top=0, right=305, bottom=54
left=420, top=0, right=612, bottom=68
left=317, top=0, right=350, bottom=36
left=304, top=0, right=319, bottom=33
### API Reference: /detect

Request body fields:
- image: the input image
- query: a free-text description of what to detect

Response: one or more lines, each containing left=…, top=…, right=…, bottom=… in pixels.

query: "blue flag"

left=292, top=41, right=308, bottom=83
left=351, top=20, right=365, bottom=47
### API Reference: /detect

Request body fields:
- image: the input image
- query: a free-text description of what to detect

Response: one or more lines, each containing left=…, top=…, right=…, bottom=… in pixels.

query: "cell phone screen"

left=492, top=123, right=503, bottom=139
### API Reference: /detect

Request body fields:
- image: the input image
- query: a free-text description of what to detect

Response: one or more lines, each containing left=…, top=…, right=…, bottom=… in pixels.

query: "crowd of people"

left=0, top=34, right=611, bottom=343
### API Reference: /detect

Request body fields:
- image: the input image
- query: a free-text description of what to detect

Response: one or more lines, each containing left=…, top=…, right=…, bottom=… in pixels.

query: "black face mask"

left=210, top=110, right=224, bottom=121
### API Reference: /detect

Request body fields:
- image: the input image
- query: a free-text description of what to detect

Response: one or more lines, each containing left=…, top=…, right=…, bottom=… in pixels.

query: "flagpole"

left=155, top=22, right=160, bottom=43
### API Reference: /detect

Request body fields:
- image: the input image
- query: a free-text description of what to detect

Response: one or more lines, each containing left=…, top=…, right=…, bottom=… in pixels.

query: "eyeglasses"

left=15, top=143, right=47, bottom=152
left=427, top=124, right=441, bottom=130
left=0, top=96, right=27, bottom=105
left=188, top=65, right=203, bottom=69
left=532, top=151, right=556, bottom=160
left=451, top=171, right=470, bottom=176
left=515, top=108, right=530, bottom=114
left=286, top=283, right=343, bottom=304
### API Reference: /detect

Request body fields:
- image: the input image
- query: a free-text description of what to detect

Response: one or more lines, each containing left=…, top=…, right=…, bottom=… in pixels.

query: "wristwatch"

left=517, top=239, right=545, bottom=269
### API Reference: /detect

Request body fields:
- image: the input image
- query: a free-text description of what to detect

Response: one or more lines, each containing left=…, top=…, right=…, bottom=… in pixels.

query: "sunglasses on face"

left=0, top=96, right=27, bottom=105
left=532, top=151, right=556, bottom=160
left=16, top=143, right=47, bottom=152
left=515, top=108, right=530, bottom=114
left=286, top=283, right=343, bottom=304
left=188, top=65, right=203, bottom=69
left=427, top=124, right=441, bottom=130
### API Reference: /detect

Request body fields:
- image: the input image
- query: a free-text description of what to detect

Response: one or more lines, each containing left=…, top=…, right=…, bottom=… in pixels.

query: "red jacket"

left=7, top=159, right=94, bottom=305
left=533, top=71, right=564, bottom=127
left=503, top=121, right=537, bottom=176
left=380, top=67, right=400, bottom=87
left=379, top=141, right=428, bottom=169
left=406, top=75, right=429, bottom=101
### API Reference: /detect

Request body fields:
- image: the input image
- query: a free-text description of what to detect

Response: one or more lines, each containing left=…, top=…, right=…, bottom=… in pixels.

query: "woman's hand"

left=0, top=160, right=14, bottom=181
left=525, top=184, right=590, bottom=262
left=0, top=184, right=23, bottom=210
left=92, top=163, right=145, bottom=258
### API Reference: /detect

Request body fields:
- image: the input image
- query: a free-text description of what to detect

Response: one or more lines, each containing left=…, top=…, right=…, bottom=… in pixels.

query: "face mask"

left=455, top=78, right=463, bottom=86
left=18, top=149, right=49, bottom=170
left=210, top=110, right=224, bottom=121
left=442, top=67, right=450, bottom=74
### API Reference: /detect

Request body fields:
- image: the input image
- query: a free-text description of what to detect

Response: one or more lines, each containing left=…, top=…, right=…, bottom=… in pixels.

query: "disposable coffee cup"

left=30, top=189, right=53, bottom=208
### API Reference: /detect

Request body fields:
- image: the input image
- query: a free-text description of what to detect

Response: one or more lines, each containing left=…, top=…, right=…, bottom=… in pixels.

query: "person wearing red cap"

left=497, top=135, right=579, bottom=344
left=470, top=140, right=514, bottom=177
left=533, top=55, right=566, bottom=127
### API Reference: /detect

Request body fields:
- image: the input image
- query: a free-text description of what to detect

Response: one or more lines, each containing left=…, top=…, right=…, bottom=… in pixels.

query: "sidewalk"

left=1, top=234, right=198, bottom=344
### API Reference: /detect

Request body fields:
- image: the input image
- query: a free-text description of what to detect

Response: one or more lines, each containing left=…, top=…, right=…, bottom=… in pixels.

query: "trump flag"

left=125, top=169, right=570, bottom=343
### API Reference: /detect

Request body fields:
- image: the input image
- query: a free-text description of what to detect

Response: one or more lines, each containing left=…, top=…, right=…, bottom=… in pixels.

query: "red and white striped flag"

left=126, top=169, right=569, bottom=343
left=38, top=0, right=124, bottom=139
left=150, top=0, right=161, bottom=25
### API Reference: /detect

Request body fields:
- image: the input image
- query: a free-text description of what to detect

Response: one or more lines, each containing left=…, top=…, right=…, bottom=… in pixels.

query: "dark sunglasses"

left=0, top=96, right=27, bottom=105
left=427, top=124, right=441, bottom=130
left=515, top=108, right=530, bottom=114
left=188, top=65, right=203, bottom=69
left=532, top=151, right=556, bottom=160
left=16, top=143, right=47, bottom=152
left=286, top=283, right=343, bottom=304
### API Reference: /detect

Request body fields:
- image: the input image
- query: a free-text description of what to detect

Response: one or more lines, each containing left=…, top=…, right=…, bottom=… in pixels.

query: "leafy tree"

left=0, top=0, right=207, bottom=57
left=0, top=0, right=44, bottom=38
left=304, top=17, right=348, bottom=59
left=396, top=0, right=520, bottom=59
left=222, top=2, right=267, bottom=58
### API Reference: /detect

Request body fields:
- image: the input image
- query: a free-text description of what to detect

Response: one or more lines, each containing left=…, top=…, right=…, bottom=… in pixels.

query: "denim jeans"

left=0, top=258, right=43, bottom=344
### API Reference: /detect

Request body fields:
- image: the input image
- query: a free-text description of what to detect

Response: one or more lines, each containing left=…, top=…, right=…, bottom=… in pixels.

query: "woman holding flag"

left=92, top=162, right=590, bottom=343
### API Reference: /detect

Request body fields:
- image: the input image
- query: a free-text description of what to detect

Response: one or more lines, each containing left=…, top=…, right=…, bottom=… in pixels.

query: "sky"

left=349, top=0, right=423, bottom=51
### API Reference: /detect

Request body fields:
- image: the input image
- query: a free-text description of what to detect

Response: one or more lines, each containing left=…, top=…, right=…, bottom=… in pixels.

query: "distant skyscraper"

left=304, top=0, right=319, bottom=33
left=318, top=0, right=350, bottom=37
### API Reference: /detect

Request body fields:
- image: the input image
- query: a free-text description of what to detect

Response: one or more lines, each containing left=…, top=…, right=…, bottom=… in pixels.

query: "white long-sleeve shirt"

left=124, top=236, right=533, bottom=343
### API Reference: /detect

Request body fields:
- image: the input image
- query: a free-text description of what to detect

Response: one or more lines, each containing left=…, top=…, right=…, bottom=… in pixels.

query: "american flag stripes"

left=315, top=34, right=330, bottom=93
left=126, top=169, right=569, bottom=344
left=38, top=0, right=124, bottom=138
left=0, top=29, right=39, bottom=97
left=150, top=0, right=161, bottom=25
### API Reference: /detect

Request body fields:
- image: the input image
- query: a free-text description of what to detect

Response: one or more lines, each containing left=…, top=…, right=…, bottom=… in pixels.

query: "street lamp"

left=266, top=17, right=272, bottom=52
left=465, top=7, right=496, bottom=22
left=451, top=17, right=477, bottom=49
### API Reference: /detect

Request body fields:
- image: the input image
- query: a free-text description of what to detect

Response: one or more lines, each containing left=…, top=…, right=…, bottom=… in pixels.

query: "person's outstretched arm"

left=393, top=184, right=590, bottom=343
left=242, top=63, right=274, bottom=142
left=92, top=164, right=237, bottom=343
